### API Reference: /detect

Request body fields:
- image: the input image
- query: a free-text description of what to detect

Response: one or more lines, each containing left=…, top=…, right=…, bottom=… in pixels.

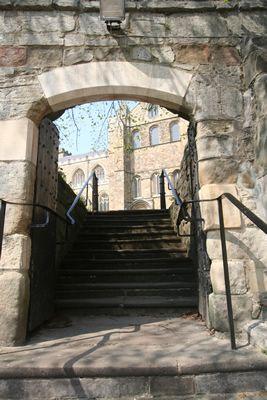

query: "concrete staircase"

left=56, top=209, right=197, bottom=312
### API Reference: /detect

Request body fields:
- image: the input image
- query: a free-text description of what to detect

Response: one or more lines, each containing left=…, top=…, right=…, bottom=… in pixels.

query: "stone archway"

left=0, top=59, right=262, bottom=345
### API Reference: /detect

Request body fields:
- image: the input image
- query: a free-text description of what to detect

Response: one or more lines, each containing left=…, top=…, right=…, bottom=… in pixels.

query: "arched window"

left=132, top=176, right=141, bottom=198
left=150, top=126, right=160, bottom=146
left=170, top=121, right=180, bottom=142
left=172, top=169, right=180, bottom=188
left=72, top=169, right=85, bottom=188
left=93, top=165, right=105, bottom=183
left=151, top=173, right=160, bottom=196
left=99, top=192, right=109, bottom=211
left=148, top=104, right=158, bottom=119
left=132, top=130, right=141, bottom=149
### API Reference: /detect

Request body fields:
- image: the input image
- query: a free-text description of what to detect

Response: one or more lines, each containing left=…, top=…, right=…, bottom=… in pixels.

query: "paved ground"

left=0, top=310, right=266, bottom=378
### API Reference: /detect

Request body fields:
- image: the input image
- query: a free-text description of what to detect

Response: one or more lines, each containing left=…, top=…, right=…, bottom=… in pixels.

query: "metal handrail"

left=162, top=168, right=182, bottom=206
left=66, top=171, right=95, bottom=224
left=177, top=192, right=267, bottom=350
left=0, top=199, right=72, bottom=260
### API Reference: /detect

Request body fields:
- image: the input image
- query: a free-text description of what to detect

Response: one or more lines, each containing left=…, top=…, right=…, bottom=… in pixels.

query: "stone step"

left=78, top=231, right=178, bottom=240
left=86, top=209, right=169, bottom=216
left=58, top=272, right=195, bottom=284
left=83, top=219, right=171, bottom=226
left=59, top=267, right=194, bottom=275
left=62, top=257, right=193, bottom=269
left=66, top=248, right=187, bottom=259
left=55, top=296, right=198, bottom=308
left=56, top=287, right=197, bottom=299
left=72, top=238, right=183, bottom=250
left=81, top=225, right=173, bottom=233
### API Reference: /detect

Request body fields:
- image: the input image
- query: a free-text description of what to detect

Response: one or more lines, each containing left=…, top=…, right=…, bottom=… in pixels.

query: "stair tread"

left=56, top=296, right=198, bottom=307
left=57, top=282, right=196, bottom=289
left=59, top=267, right=194, bottom=274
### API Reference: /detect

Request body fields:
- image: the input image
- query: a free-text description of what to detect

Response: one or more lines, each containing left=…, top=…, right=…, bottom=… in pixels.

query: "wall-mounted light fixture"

left=100, top=0, right=125, bottom=29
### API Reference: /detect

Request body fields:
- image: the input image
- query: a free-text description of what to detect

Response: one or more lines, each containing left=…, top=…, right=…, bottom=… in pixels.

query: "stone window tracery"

left=170, top=121, right=180, bottom=142
left=93, top=165, right=105, bottom=183
left=132, top=175, right=141, bottom=198
left=132, top=130, right=141, bottom=149
left=151, top=173, right=160, bottom=196
left=99, top=192, right=109, bottom=211
left=148, top=104, right=159, bottom=119
left=72, top=168, right=85, bottom=188
left=150, top=125, right=160, bottom=146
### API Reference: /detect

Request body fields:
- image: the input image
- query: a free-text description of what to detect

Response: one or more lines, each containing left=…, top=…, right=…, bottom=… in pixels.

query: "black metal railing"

left=0, top=199, right=72, bottom=260
left=176, top=193, right=267, bottom=350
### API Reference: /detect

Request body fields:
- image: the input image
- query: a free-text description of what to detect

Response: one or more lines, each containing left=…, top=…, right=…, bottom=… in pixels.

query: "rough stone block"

left=79, top=14, right=108, bottom=35
left=0, top=271, right=29, bottom=345
left=244, top=51, right=267, bottom=87
left=53, top=0, right=79, bottom=9
left=246, top=261, right=267, bottom=295
left=150, top=376, right=194, bottom=396
left=21, top=11, right=76, bottom=33
left=131, top=47, right=152, bottom=62
left=196, top=135, right=235, bottom=161
left=221, top=88, right=243, bottom=118
left=206, top=230, right=246, bottom=260
left=197, top=120, right=236, bottom=138
left=27, top=47, right=63, bottom=67
left=0, top=161, right=36, bottom=203
left=0, top=46, right=26, bottom=67
left=150, top=46, right=175, bottom=64
left=210, top=260, right=247, bottom=295
left=0, top=119, right=38, bottom=165
left=209, top=293, right=252, bottom=332
left=63, top=47, right=93, bottom=66
left=254, top=73, right=267, bottom=118
left=198, top=159, right=238, bottom=186
left=255, top=116, right=267, bottom=171
left=199, top=184, right=242, bottom=231
left=0, top=234, right=31, bottom=271
left=174, top=44, right=240, bottom=65
left=196, top=371, right=267, bottom=394
left=167, top=14, right=229, bottom=38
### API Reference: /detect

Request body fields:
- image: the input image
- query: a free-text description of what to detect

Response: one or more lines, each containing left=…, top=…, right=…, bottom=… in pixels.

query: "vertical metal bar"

left=217, top=197, right=236, bottom=350
left=160, top=170, right=166, bottom=210
left=0, top=200, right=6, bottom=260
left=92, top=173, right=99, bottom=212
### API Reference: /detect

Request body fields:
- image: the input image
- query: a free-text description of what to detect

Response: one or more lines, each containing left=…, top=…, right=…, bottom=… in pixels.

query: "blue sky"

left=54, top=100, right=137, bottom=155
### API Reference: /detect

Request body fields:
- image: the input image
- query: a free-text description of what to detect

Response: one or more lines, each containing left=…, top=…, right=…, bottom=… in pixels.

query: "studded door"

left=28, top=118, right=59, bottom=332
left=187, top=121, right=211, bottom=324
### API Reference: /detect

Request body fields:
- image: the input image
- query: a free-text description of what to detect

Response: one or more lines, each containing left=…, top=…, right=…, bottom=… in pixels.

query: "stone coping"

left=0, top=0, right=266, bottom=12
left=0, top=314, right=266, bottom=380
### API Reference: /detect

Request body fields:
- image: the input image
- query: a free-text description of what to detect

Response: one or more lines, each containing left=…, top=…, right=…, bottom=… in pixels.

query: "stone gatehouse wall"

left=0, top=0, right=266, bottom=345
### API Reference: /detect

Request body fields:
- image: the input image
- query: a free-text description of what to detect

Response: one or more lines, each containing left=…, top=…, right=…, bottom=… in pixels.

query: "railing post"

left=217, top=197, right=236, bottom=350
left=0, top=200, right=7, bottom=260
left=160, top=170, right=166, bottom=210
left=92, top=172, right=99, bottom=212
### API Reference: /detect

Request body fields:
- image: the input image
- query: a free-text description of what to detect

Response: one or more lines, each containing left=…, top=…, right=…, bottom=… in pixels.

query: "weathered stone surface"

left=63, top=47, right=93, bottom=66
left=196, top=135, right=235, bottom=161
left=206, top=230, right=246, bottom=261
left=254, top=73, right=267, bottom=118
left=79, top=14, right=108, bottom=35
left=209, top=293, right=252, bottom=332
left=198, top=159, right=238, bottom=186
left=0, top=271, right=29, bottom=346
left=131, top=46, right=152, bottom=62
left=0, top=46, right=26, bottom=66
left=247, top=321, right=267, bottom=352
left=246, top=261, right=267, bottom=295
left=0, top=11, right=75, bottom=34
left=255, top=116, right=267, bottom=171
left=0, top=161, right=35, bottom=198
left=244, top=51, right=267, bottom=87
left=150, top=46, right=174, bottom=64
left=13, top=0, right=53, bottom=8
left=27, top=47, right=63, bottom=68
left=199, top=184, right=242, bottom=231
left=221, top=88, right=243, bottom=118
left=174, top=44, right=240, bottom=65
left=129, top=14, right=166, bottom=37
left=150, top=376, right=194, bottom=396
left=167, top=14, right=229, bottom=38
left=53, top=0, right=79, bottom=9
left=210, top=260, right=247, bottom=295
left=0, top=234, right=31, bottom=271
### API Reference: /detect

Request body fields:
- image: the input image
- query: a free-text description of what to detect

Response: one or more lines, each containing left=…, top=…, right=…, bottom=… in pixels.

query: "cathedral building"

left=58, top=102, right=188, bottom=211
